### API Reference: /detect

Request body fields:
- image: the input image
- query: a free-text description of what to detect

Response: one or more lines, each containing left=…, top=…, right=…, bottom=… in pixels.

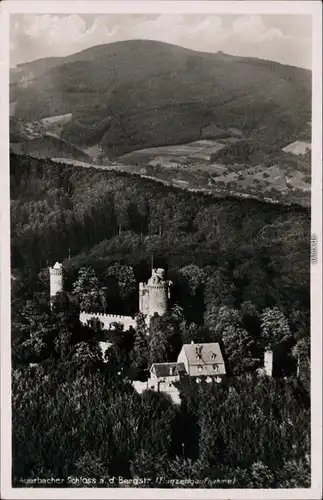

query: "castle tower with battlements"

left=139, top=268, right=171, bottom=326
left=49, top=262, right=64, bottom=301
left=49, top=263, right=171, bottom=330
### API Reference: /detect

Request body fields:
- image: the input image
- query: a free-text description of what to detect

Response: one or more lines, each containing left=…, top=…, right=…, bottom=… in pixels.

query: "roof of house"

left=151, top=362, right=186, bottom=378
left=180, top=342, right=225, bottom=368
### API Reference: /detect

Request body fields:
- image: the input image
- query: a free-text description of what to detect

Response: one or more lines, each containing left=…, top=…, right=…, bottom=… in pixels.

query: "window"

left=198, top=365, right=203, bottom=373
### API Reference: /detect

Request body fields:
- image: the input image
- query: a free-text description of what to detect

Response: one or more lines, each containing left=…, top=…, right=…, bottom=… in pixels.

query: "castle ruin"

left=139, top=268, right=171, bottom=326
left=49, top=263, right=171, bottom=331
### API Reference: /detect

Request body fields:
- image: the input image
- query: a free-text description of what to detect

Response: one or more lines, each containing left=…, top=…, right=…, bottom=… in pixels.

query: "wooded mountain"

left=10, top=40, right=311, bottom=157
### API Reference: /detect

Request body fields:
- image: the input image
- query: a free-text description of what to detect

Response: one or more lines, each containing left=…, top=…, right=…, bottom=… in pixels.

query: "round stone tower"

left=147, top=268, right=170, bottom=323
left=139, top=282, right=149, bottom=317
left=49, top=262, right=63, bottom=300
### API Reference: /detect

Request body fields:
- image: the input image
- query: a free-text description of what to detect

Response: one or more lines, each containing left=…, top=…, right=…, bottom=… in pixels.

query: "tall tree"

left=221, top=325, right=261, bottom=375
left=292, top=337, right=310, bottom=392
left=114, top=193, right=129, bottom=235
left=207, top=305, right=242, bottom=339
left=149, top=316, right=169, bottom=365
left=260, top=307, right=292, bottom=349
left=105, top=263, right=136, bottom=301
left=131, top=314, right=149, bottom=370
left=178, top=265, right=206, bottom=296
left=204, top=266, right=236, bottom=313
left=73, top=267, right=105, bottom=312
left=70, top=341, right=103, bottom=373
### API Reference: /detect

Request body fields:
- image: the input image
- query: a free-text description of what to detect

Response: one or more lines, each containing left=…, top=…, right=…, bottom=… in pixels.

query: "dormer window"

left=212, top=364, right=218, bottom=371
left=211, top=352, right=217, bottom=360
left=198, top=365, right=203, bottom=373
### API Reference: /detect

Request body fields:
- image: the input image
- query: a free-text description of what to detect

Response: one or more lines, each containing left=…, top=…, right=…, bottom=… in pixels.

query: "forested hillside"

left=12, top=360, right=310, bottom=488
left=10, top=40, right=311, bottom=157
left=10, top=134, right=91, bottom=162
left=11, top=153, right=310, bottom=487
left=11, top=153, right=310, bottom=315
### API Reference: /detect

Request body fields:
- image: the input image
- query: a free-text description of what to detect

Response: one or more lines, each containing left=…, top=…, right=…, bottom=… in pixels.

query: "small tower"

left=264, top=349, right=274, bottom=377
left=147, top=268, right=170, bottom=324
left=49, top=262, right=63, bottom=302
left=139, top=268, right=171, bottom=326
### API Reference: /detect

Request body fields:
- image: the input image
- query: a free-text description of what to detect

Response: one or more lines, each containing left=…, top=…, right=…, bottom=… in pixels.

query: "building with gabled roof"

left=145, top=342, right=226, bottom=403
left=149, top=362, right=186, bottom=379
left=177, top=341, right=226, bottom=379
left=147, top=362, right=186, bottom=404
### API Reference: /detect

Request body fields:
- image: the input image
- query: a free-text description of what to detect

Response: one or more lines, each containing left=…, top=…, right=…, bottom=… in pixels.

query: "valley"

left=10, top=112, right=311, bottom=207
left=9, top=40, right=311, bottom=208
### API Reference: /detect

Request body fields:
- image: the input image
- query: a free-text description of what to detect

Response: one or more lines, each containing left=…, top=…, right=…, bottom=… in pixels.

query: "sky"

left=10, top=14, right=312, bottom=69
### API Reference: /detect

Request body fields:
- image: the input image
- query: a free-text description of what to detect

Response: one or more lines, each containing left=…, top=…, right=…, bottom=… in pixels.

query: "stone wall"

left=79, top=312, right=137, bottom=331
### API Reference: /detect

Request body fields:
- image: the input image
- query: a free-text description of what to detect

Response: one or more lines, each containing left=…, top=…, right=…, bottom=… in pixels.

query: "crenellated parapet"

left=80, top=312, right=136, bottom=319
left=79, top=311, right=137, bottom=331
left=49, top=268, right=63, bottom=276
left=50, top=263, right=171, bottom=332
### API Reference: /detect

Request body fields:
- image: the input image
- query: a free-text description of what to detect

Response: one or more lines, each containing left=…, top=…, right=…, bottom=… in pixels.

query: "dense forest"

left=11, top=153, right=310, bottom=488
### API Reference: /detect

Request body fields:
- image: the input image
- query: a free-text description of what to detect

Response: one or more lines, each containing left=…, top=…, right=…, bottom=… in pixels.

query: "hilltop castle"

left=50, top=262, right=277, bottom=398
left=49, top=263, right=172, bottom=331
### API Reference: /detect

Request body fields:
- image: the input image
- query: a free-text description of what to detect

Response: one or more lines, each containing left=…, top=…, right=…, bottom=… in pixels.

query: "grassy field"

left=40, top=113, right=73, bottom=137
left=115, top=134, right=310, bottom=205
left=118, top=139, right=228, bottom=165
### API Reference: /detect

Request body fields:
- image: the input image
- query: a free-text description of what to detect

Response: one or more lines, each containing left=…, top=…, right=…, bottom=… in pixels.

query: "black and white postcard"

left=1, top=1, right=322, bottom=499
